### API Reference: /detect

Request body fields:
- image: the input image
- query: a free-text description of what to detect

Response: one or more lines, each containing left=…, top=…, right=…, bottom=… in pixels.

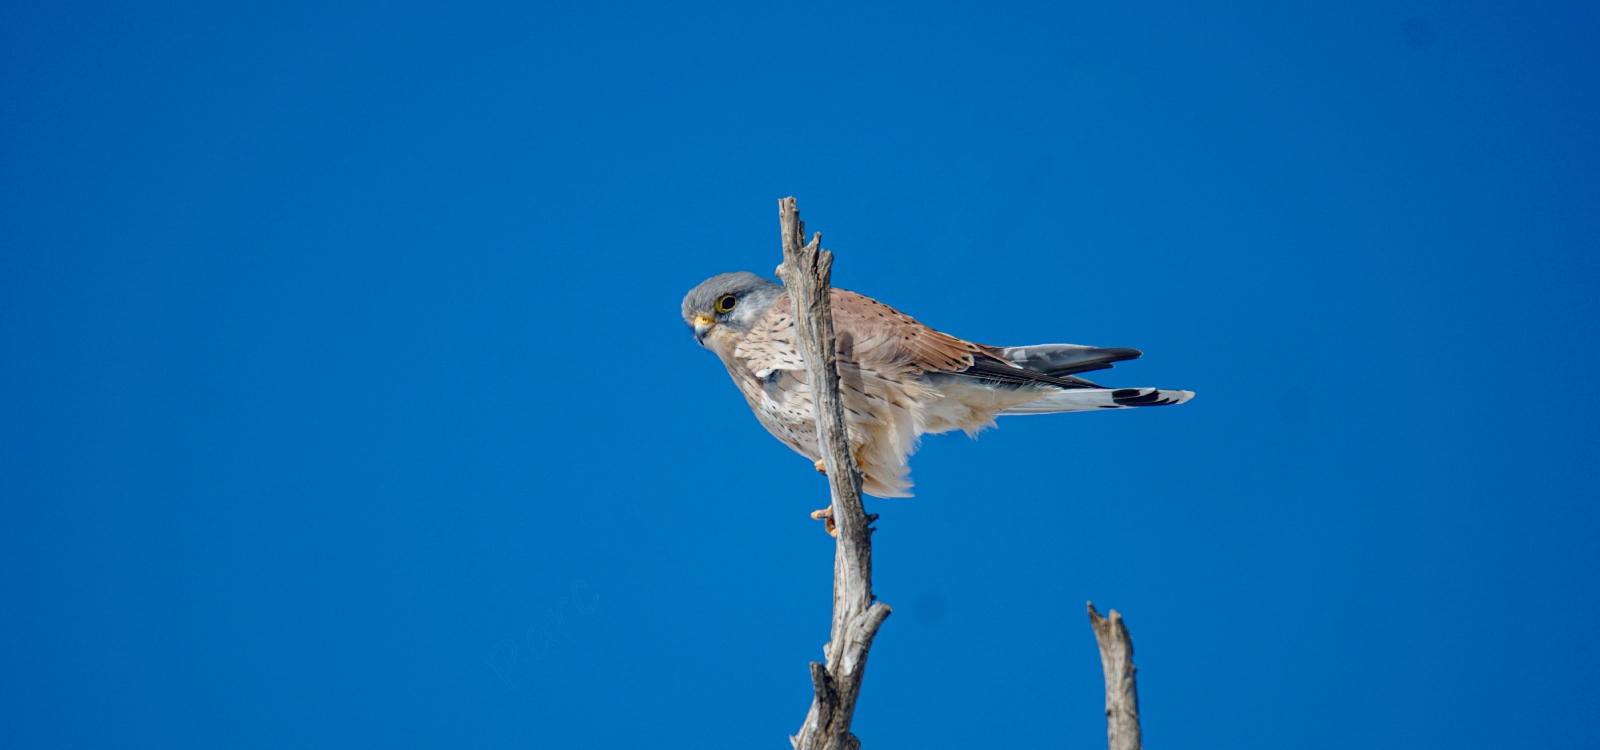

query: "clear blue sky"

left=3, top=1, right=1597, bottom=748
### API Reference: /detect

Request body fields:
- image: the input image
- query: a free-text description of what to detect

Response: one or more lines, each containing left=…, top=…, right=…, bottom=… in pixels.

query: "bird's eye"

left=714, top=294, right=737, bottom=314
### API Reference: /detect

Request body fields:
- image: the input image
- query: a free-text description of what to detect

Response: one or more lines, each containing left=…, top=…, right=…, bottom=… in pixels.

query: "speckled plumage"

left=682, top=271, right=1193, bottom=498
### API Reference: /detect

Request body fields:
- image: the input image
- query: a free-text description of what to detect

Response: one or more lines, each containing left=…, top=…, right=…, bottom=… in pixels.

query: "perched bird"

left=682, top=271, right=1193, bottom=499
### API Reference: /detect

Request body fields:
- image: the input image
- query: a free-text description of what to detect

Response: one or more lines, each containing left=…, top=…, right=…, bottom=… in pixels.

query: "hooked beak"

left=691, top=314, right=714, bottom=344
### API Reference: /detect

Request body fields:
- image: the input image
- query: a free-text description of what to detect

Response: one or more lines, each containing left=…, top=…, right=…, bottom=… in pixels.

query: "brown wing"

left=772, top=289, right=1009, bottom=375
left=768, top=289, right=1106, bottom=390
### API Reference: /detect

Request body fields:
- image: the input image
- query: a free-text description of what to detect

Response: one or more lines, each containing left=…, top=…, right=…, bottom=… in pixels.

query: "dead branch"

left=776, top=197, right=891, bottom=750
left=768, top=198, right=1147, bottom=750
left=1088, top=602, right=1141, bottom=750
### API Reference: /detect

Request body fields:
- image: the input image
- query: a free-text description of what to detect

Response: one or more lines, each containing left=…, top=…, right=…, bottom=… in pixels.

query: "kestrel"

left=682, top=271, right=1193, bottom=499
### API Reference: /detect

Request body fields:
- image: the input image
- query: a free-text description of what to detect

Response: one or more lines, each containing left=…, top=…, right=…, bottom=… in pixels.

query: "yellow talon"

left=810, top=507, right=837, bottom=536
left=813, top=447, right=867, bottom=476
left=811, top=448, right=870, bottom=537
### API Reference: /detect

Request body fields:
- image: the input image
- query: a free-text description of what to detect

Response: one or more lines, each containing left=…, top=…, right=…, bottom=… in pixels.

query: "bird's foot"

left=812, top=447, right=868, bottom=476
left=810, top=507, right=836, bottom=536
left=810, top=507, right=880, bottom=537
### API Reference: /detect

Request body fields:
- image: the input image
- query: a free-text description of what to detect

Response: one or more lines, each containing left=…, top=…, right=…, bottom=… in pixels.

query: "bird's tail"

left=998, top=343, right=1144, bottom=377
left=998, top=387, right=1194, bottom=415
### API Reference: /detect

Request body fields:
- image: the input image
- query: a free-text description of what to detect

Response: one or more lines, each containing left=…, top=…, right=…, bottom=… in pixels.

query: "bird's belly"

left=741, top=371, right=822, bottom=459
left=732, top=361, right=929, bottom=498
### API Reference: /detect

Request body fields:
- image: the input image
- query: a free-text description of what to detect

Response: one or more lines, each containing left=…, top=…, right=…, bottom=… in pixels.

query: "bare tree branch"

left=777, top=197, right=891, bottom=750
left=1088, top=602, right=1141, bottom=750
left=768, top=199, right=1150, bottom=750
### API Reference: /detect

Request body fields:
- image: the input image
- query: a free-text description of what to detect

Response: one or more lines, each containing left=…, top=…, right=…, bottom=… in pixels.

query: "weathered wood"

left=1087, top=602, right=1141, bottom=750
left=777, top=197, right=891, bottom=750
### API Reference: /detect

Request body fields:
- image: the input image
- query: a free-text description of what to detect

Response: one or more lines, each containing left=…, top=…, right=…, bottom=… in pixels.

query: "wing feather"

left=768, top=289, right=1107, bottom=391
left=771, top=289, right=1012, bottom=375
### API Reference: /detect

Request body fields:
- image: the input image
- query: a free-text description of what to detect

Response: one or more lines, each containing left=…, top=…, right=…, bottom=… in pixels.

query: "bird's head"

left=681, top=271, right=784, bottom=353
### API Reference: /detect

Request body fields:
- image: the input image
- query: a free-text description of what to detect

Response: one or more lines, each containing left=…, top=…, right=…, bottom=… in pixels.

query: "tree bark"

left=776, top=197, right=892, bottom=750
left=1087, top=603, right=1141, bottom=750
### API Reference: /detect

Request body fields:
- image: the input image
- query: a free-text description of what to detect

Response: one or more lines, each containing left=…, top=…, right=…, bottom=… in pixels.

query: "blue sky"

left=3, top=1, right=1598, bottom=748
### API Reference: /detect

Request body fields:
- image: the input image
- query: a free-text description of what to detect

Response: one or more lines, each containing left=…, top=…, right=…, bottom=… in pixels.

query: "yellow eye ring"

left=714, top=294, right=737, bottom=314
